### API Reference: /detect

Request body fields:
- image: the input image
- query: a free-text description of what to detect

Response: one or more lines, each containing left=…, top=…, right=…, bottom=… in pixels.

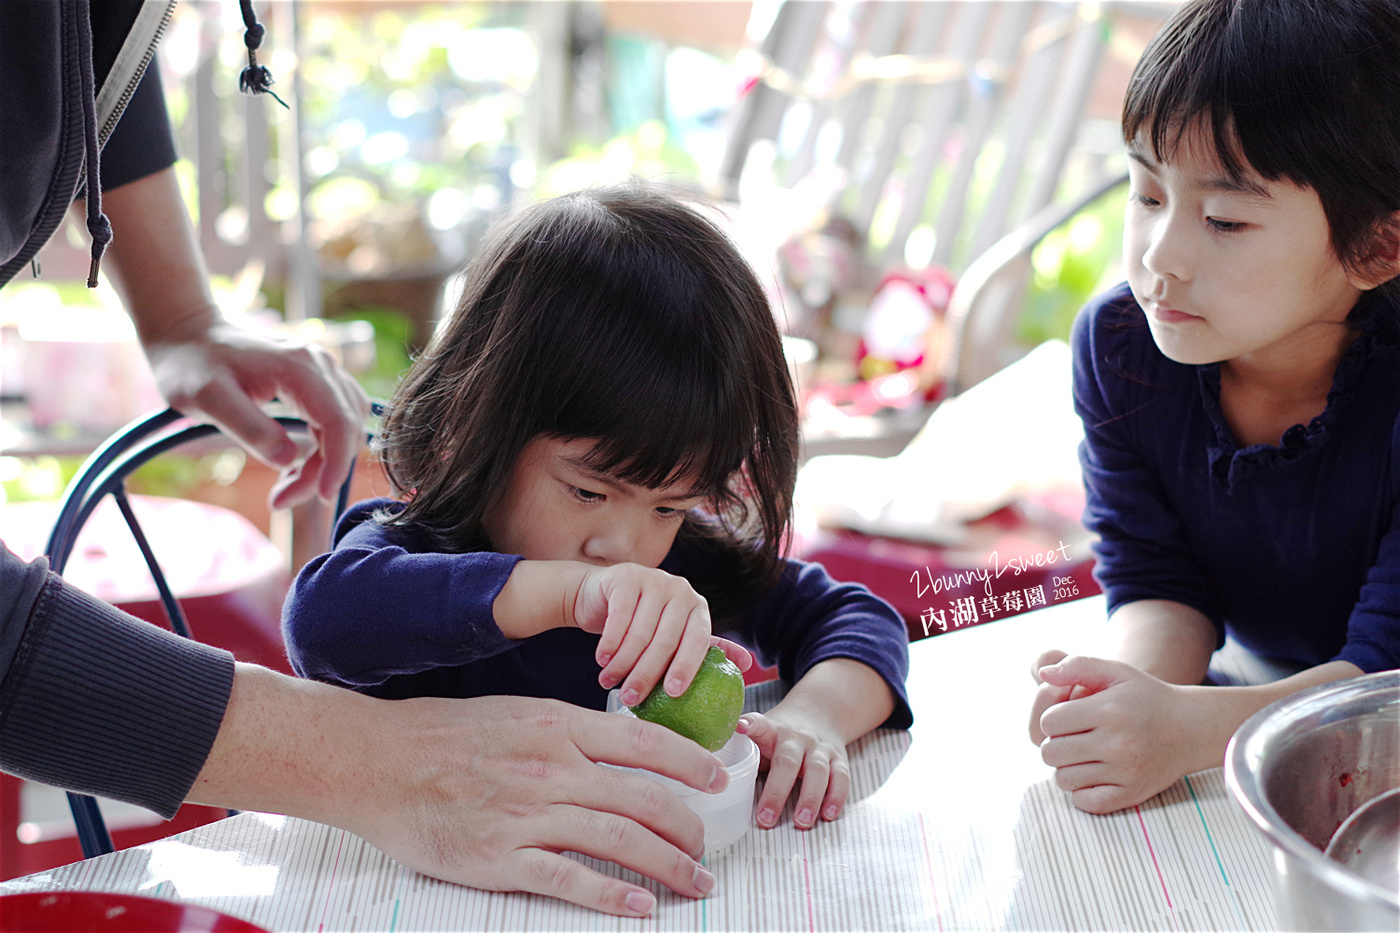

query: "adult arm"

left=96, top=165, right=368, bottom=508
left=192, top=666, right=724, bottom=916
left=1, top=544, right=723, bottom=915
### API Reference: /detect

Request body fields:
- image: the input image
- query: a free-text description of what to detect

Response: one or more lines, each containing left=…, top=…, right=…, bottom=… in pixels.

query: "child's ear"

left=1348, top=211, right=1400, bottom=290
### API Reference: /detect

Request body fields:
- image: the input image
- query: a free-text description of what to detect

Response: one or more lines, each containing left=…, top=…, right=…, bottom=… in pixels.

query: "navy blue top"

left=283, top=499, right=914, bottom=728
left=1075, top=282, right=1400, bottom=673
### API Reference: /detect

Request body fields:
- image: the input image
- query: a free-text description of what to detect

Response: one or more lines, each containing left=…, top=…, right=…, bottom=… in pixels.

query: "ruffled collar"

left=1197, top=289, right=1400, bottom=489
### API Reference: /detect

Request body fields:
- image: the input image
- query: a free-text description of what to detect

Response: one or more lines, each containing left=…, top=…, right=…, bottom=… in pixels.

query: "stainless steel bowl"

left=1226, top=670, right=1400, bottom=932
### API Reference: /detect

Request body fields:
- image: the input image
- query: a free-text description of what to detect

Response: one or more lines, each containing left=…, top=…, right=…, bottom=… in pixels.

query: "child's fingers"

left=601, top=589, right=659, bottom=700
left=1049, top=760, right=1115, bottom=795
left=1038, top=730, right=1103, bottom=770
left=1030, top=649, right=1069, bottom=683
left=754, top=740, right=803, bottom=830
left=616, top=595, right=693, bottom=706
left=593, top=577, right=641, bottom=671
left=736, top=713, right=777, bottom=757
left=1028, top=681, right=1075, bottom=744
left=1070, top=782, right=1139, bottom=816
left=711, top=637, right=753, bottom=672
left=819, top=756, right=851, bottom=822
left=659, top=610, right=712, bottom=698
left=1037, top=655, right=1124, bottom=693
left=791, top=754, right=831, bottom=829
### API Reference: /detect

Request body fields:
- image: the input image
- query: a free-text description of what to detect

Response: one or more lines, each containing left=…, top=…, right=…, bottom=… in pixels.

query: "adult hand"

left=98, top=166, right=369, bottom=510
left=192, top=667, right=729, bottom=917
left=142, top=320, right=370, bottom=508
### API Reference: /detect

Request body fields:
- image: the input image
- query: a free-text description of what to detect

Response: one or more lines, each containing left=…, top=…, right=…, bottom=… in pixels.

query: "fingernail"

left=619, top=688, right=640, bottom=706
left=665, top=677, right=684, bottom=697
left=708, top=763, right=728, bottom=793
left=693, top=867, right=715, bottom=895
left=795, top=808, right=813, bottom=827
left=758, top=807, right=777, bottom=827
left=823, top=804, right=839, bottom=820
left=625, top=890, right=655, bottom=914
left=597, top=652, right=613, bottom=668
left=270, top=438, right=298, bottom=466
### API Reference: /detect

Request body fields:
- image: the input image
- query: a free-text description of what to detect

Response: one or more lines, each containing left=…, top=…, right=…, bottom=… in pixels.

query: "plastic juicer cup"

left=606, top=689, right=759, bottom=852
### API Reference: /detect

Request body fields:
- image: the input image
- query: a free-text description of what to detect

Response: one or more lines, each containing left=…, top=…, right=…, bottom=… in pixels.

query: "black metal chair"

left=43, top=406, right=374, bottom=859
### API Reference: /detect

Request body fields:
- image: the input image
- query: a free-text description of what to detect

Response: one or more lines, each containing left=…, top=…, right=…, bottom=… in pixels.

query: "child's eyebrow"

left=560, top=454, right=709, bottom=499
left=1126, top=147, right=1272, bottom=200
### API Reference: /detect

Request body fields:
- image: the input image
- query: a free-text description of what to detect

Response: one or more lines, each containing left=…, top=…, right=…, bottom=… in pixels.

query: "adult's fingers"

left=507, top=847, right=661, bottom=917
left=523, top=800, right=715, bottom=900
left=269, top=346, right=369, bottom=503
left=576, top=713, right=728, bottom=796
left=186, top=374, right=301, bottom=469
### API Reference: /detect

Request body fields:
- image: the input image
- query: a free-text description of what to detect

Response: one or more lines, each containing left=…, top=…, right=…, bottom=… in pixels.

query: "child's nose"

left=581, top=521, right=643, bottom=566
left=1141, top=214, right=1190, bottom=282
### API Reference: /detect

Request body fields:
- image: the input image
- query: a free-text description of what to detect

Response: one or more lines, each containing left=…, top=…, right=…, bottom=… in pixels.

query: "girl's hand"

left=1027, top=648, right=1091, bottom=744
left=737, top=709, right=850, bottom=831
left=573, top=563, right=750, bottom=707
left=1034, top=655, right=1216, bottom=814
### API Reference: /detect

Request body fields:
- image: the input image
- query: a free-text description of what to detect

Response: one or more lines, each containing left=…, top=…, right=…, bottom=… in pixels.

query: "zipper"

left=97, top=0, right=177, bottom=147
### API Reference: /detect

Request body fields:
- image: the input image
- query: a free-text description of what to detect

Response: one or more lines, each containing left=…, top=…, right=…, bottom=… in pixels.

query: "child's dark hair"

left=1124, top=0, right=1400, bottom=290
left=376, top=182, right=799, bottom=612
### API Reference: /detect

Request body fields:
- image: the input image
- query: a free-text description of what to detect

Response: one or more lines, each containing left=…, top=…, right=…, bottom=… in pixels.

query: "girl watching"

left=1030, top=0, right=1400, bottom=814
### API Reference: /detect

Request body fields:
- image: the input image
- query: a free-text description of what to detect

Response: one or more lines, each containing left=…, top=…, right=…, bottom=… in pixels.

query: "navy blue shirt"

left=283, top=499, right=914, bottom=728
left=1075, top=282, right=1400, bottom=673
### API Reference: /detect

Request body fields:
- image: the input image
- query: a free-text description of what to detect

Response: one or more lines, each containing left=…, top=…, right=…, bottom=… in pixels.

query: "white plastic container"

left=606, top=690, right=759, bottom=852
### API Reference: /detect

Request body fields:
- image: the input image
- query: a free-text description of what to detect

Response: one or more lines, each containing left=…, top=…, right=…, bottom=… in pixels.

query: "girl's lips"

left=1151, top=304, right=1202, bottom=324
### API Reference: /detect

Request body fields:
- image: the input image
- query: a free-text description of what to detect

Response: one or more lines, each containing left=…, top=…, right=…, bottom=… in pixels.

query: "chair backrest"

left=718, top=0, right=1172, bottom=391
left=41, top=407, right=373, bottom=861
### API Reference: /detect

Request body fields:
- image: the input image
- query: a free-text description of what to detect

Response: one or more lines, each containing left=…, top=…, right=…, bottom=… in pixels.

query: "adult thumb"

left=1036, top=655, right=1126, bottom=694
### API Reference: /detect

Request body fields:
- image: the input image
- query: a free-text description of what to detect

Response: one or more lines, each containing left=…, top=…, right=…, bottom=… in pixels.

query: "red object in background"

left=0, top=892, right=269, bottom=932
left=796, top=494, right=1101, bottom=644
left=0, top=496, right=292, bottom=881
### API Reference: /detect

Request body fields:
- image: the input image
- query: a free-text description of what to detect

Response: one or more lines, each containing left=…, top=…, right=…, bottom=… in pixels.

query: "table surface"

left=0, top=596, right=1285, bottom=932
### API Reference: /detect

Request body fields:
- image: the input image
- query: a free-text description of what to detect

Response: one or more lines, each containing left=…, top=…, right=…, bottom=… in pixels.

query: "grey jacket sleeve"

left=0, top=542, right=235, bottom=819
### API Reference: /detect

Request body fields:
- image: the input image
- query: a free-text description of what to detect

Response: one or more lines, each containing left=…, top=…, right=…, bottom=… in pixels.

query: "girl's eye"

left=571, top=486, right=604, bottom=503
left=1206, top=217, right=1246, bottom=233
left=1128, top=191, right=1160, bottom=208
left=654, top=506, right=686, bottom=519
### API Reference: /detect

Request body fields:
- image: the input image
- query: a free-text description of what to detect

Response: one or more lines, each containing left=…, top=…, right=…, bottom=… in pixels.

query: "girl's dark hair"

left=1123, top=0, right=1400, bottom=289
left=377, top=182, right=799, bottom=617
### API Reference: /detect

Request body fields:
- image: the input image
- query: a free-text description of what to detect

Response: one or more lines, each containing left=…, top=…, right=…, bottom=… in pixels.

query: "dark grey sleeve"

left=0, top=543, right=235, bottom=819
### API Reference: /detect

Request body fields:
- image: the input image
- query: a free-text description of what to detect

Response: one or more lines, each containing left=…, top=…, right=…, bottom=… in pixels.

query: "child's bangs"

left=559, top=376, right=751, bottom=500
left=1123, top=35, right=1253, bottom=182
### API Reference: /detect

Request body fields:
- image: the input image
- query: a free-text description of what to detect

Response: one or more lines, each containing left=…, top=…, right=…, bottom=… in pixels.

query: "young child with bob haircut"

left=284, top=182, right=912, bottom=842
left=1030, top=0, right=1400, bottom=814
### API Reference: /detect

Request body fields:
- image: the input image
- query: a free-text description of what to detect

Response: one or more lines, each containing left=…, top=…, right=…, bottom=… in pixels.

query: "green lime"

left=629, top=646, right=744, bottom=752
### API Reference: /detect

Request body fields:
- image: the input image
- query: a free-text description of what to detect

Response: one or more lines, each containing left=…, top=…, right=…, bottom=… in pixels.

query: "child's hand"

left=1033, top=655, right=1211, bottom=814
left=573, top=563, right=750, bottom=707
left=1027, top=648, right=1087, bottom=744
left=736, top=709, right=850, bottom=831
